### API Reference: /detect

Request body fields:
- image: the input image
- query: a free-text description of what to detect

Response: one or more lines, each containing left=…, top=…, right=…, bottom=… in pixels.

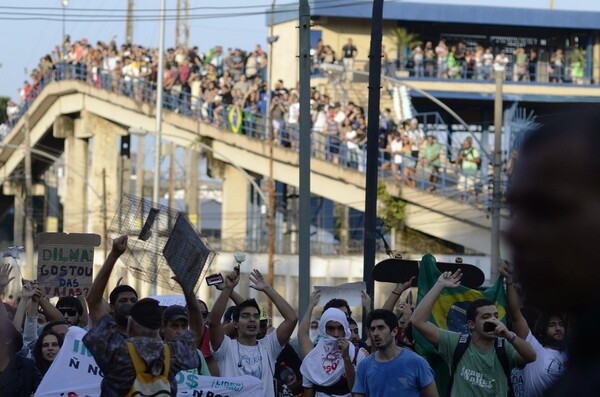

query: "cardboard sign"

left=35, top=327, right=264, bottom=397
left=314, top=281, right=367, bottom=307
left=37, top=233, right=101, bottom=297
left=163, top=213, right=215, bottom=295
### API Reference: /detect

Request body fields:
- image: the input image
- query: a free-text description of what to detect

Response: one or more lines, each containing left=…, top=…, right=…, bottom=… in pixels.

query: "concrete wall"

left=272, top=17, right=401, bottom=87
left=272, top=20, right=300, bottom=89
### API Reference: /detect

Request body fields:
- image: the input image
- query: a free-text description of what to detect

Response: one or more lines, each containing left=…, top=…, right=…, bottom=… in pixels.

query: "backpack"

left=125, top=341, right=172, bottom=397
left=446, top=334, right=513, bottom=397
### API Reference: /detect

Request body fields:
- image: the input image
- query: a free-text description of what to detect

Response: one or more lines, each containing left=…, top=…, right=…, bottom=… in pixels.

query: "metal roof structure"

left=272, top=1, right=600, bottom=30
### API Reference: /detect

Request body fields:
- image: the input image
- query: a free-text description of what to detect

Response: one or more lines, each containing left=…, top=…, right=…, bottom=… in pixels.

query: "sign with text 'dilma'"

left=37, top=232, right=101, bottom=297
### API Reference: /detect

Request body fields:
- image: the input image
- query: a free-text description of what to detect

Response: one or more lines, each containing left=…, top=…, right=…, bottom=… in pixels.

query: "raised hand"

left=309, top=289, right=321, bottom=307
left=249, top=269, right=270, bottom=291
left=20, top=281, right=37, bottom=299
left=498, top=260, right=514, bottom=284
left=111, top=235, right=128, bottom=256
left=361, top=290, right=372, bottom=310
left=223, top=270, right=240, bottom=289
left=436, top=270, right=462, bottom=289
left=0, top=263, right=15, bottom=291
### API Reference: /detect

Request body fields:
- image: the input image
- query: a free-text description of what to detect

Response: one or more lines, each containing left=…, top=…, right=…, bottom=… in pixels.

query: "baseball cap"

left=162, top=305, right=188, bottom=324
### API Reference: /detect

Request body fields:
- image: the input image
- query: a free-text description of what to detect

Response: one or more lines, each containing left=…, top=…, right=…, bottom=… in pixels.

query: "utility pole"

left=126, top=0, right=134, bottom=44
left=266, top=0, right=277, bottom=319
left=168, top=143, right=176, bottom=211
left=363, top=0, right=384, bottom=314
left=298, top=0, right=311, bottom=319
left=184, top=0, right=190, bottom=48
left=151, top=0, right=166, bottom=296
left=102, top=169, right=108, bottom=260
left=176, top=0, right=181, bottom=47
left=491, top=70, right=504, bottom=282
left=175, top=0, right=190, bottom=48
left=24, top=115, right=35, bottom=280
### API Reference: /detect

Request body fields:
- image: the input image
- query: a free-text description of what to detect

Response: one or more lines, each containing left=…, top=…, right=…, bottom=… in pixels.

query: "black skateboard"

left=373, top=258, right=485, bottom=289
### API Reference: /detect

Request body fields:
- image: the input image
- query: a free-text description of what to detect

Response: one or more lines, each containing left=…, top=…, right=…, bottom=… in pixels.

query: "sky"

left=1, top=0, right=599, bottom=101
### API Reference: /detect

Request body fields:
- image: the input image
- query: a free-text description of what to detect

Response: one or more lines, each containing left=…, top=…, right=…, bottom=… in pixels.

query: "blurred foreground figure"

left=506, top=106, right=600, bottom=396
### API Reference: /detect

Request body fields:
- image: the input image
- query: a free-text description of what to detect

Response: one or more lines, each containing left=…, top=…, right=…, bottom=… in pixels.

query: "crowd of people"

left=1, top=107, right=599, bottom=396
left=403, top=40, right=587, bottom=83
left=3, top=35, right=492, bottom=201
left=0, top=238, right=573, bottom=397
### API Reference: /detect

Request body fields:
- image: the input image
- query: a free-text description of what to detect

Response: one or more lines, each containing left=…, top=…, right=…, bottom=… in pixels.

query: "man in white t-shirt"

left=500, top=262, right=567, bottom=397
left=209, top=269, right=298, bottom=397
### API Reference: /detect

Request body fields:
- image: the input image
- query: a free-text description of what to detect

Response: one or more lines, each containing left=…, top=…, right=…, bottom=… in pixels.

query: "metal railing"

left=351, top=58, right=595, bottom=85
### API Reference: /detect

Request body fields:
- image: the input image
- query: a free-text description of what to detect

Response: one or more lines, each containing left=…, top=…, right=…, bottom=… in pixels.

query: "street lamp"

left=61, top=0, right=69, bottom=72
left=61, top=0, right=69, bottom=45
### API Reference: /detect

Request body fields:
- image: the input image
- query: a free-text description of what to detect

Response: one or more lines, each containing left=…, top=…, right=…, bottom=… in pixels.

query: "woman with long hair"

left=33, top=330, right=63, bottom=376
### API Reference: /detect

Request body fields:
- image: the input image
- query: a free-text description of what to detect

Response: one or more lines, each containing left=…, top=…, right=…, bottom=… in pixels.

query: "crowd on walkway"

left=3, top=35, right=492, bottom=201
left=402, top=41, right=587, bottom=83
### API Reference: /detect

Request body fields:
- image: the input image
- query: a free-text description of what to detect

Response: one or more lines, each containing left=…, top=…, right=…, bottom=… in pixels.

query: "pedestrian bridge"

left=0, top=80, right=500, bottom=255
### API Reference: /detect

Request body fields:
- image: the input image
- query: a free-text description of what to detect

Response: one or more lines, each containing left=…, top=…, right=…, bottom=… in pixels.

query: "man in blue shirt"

left=352, top=309, right=438, bottom=397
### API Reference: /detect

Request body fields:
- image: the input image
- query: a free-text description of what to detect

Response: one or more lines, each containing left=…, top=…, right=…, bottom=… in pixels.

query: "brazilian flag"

left=413, top=254, right=507, bottom=396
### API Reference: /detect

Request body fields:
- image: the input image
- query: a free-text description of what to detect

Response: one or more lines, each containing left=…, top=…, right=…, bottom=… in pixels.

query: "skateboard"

left=373, top=257, right=485, bottom=289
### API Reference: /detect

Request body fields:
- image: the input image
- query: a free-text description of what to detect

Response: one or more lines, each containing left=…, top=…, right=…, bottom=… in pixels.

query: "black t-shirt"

left=342, top=45, right=357, bottom=59
left=274, top=344, right=303, bottom=396
left=0, top=355, right=41, bottom=397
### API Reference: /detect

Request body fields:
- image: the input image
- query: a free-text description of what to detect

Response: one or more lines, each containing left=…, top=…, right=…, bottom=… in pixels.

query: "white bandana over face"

left=300, top=308, right=355, bottom=387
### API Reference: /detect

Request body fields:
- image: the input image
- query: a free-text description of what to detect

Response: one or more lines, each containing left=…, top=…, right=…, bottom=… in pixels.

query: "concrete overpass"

left=0, top=80, right=497, bottom=255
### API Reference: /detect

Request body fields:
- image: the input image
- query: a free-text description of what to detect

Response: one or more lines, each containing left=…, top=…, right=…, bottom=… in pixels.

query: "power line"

left=0, top=1, right=376, bottom=22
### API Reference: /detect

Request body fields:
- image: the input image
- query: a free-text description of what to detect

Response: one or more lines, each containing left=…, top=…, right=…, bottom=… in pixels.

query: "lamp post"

left=61, top=0, right=68, bottom=45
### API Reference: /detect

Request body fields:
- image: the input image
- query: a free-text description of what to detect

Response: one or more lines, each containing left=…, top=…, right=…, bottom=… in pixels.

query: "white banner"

left=314, top=281, right=366, bottom=307
left=35, top=327, right=263, bottom=397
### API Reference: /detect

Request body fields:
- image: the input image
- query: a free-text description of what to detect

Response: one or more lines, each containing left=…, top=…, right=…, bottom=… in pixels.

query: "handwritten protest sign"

left=314, top=281, right=366, bottom=307
left=35, top=327, right=264, bottom=397
left=37, top=233, right=101, bottom=297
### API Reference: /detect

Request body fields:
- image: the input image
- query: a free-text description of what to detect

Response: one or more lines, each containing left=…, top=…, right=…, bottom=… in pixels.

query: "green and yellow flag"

left=413, top=253, right=507, bottom=396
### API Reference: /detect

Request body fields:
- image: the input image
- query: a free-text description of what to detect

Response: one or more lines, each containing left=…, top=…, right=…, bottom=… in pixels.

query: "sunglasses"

left=58, top=308, right=78, bottom=317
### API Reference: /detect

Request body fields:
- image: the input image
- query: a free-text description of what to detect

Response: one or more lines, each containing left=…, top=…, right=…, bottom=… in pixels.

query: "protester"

left=209, top=269, right=298, bottom=397
left=161, top=304, right=211, bottom=376
left=411, top=270, right=536, bottom=396
left=499, top=261, right=567, bottom=397
left=300, top=307, right=359, bottom=397
left=55, top=295, right=85, bottom=326
left=0, top=264, right=42, bottom=397
left=33, top=330, right=63, bottom=376
left=352, top=309, right=438, bottom=397
left=85, top=235, right=138, bottom=332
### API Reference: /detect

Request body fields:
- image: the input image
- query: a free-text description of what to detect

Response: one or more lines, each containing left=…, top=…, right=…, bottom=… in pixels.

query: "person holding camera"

left=411, top=270, right=536, bottom=397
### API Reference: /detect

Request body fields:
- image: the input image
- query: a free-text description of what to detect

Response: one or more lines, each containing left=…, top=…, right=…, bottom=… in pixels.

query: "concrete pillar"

left=45, top=166, right=59, bottom=232
left=55, top=116, right=89, bottom=233
left=83, top=111, right=126, bottom=237
left=185, top=149, right=201, bottom=231
left=221, top=164, right=249, bottom=252
left=12, top=186, right=25, bottom=246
